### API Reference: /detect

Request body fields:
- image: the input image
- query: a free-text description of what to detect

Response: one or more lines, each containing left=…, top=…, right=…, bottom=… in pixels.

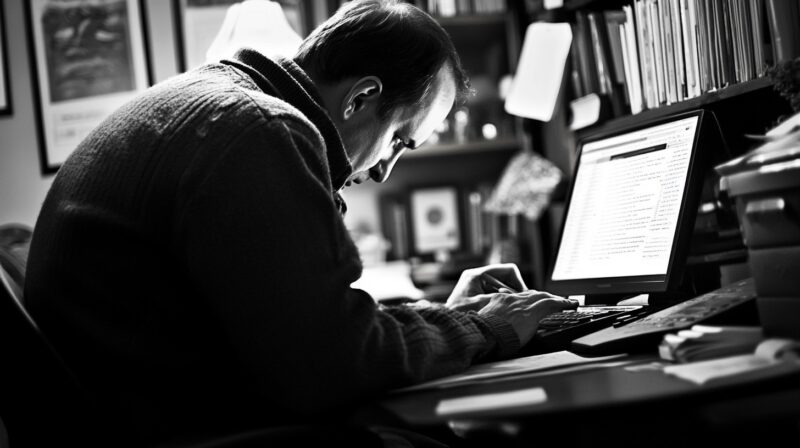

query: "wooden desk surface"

left=371, top=354, right=800, bottom=446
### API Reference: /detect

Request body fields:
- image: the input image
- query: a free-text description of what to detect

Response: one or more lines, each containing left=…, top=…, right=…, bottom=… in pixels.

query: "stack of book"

left=567, top=0, right=800, bottom=118
left=423, top=0, right=507, bottom=16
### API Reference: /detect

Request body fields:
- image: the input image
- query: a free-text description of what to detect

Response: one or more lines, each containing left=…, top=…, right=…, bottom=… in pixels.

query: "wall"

left=0, top=0, right=177, bottom=228
left=0, top=0, right=511, bottom=241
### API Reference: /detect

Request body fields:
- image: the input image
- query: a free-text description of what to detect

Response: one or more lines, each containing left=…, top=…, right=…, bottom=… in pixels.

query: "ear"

left=342, top=76, right=383, bottom=120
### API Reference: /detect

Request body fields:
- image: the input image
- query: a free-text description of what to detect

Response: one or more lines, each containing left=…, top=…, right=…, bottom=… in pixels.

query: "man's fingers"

left=524, top=297, right=579, bottom=314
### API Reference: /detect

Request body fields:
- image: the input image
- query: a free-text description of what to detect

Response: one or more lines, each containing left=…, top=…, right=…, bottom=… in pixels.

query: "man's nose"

left=376, top=146, right=408, bottom=183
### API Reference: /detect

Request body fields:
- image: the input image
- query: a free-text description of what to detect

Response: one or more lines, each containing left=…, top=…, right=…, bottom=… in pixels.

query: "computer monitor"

left=546, top=110, right=712, bottom=298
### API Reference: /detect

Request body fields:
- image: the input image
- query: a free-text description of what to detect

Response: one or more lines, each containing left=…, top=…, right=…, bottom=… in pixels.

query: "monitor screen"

left=548, top=111, right=705, bottom=296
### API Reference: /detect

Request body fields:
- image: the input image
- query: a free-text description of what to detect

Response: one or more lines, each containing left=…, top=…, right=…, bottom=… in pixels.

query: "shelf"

left=577, top=78, right=775, bottom=137
left=405, top=138, right=520, bottom=158
left=434, top=13, right=508, bottom=27
left=532, top=0, right=631, bottom=13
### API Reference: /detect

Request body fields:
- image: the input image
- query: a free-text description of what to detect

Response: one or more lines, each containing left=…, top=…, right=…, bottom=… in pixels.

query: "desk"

left=368, top=353, right=800, bottom=447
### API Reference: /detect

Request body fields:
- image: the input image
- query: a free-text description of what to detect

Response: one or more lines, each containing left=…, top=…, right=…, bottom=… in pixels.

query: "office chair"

left=0, top=251, right=127, bottom=447
left=0, top=224, right=32, bottom=304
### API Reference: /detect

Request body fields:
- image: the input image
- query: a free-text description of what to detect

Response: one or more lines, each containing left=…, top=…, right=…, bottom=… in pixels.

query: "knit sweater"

left=24, top=49, right=519, bottom=445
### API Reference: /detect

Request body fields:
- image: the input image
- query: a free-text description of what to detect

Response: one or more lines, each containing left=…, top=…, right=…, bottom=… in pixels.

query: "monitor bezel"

left=545, top=109, right=710, bottom=297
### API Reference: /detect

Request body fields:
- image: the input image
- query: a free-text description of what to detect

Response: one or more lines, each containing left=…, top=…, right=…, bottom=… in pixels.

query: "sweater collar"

left=227, top=48, right=353, bottom=191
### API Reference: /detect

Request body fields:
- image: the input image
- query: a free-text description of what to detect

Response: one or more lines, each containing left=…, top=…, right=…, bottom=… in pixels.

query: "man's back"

left=23, top=54, right=354, bottom=444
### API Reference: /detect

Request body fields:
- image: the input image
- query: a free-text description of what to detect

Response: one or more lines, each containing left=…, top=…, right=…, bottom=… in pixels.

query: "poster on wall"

left=410, top=186, right=462, bottom=256
left=26, top=0, right=151, bottom=173
left=0, top=1, right=11, bottom=115
left=173, top=0, right=306, bottom=73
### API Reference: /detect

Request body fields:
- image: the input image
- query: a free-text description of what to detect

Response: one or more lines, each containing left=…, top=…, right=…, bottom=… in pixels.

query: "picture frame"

left=173, top=0, right=308, bottom=73
left=0, top=1, right=11, bottom=116
left=409, top=186, right=463, bottom=256
left=25, top=0, right=152, bottom=174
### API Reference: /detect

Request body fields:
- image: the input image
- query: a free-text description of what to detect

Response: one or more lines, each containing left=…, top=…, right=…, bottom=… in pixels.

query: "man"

left=24, top=1, right=577, bottom=446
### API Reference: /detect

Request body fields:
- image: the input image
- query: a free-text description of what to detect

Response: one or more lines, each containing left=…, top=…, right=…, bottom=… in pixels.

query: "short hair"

left=294, top=0, right=472, bottom=119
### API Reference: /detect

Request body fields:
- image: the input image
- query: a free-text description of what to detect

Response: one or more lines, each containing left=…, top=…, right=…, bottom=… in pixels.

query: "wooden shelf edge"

left=433, top=13, right=508, bottom=26
left=576, top=78, right=775, bottom=136
left=406, top=138, right=520, bottom=158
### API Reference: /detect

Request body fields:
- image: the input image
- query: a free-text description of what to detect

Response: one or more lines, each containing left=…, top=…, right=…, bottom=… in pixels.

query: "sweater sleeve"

left=174, top=117, right=521, bottom=416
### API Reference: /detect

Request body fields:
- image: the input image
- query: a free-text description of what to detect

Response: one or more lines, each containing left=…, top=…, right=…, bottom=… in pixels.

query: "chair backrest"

left=0, top=224, right=32, bottom=304
left=0, top=229, right=127, bottom=447
left=0, top=266, right=100, bottom=447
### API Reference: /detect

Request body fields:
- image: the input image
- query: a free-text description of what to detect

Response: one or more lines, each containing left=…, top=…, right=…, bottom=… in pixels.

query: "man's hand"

left=477, top=291, right=578, bottom=346
left=445, top=263, right=578, bottom=345
left=445, top=263, right=527, bottom=312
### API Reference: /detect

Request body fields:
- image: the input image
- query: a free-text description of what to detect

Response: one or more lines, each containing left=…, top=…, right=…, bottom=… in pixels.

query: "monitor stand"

left=583, top=264, right=723, bottom=308
left=583, top=293, right=644, bottom=306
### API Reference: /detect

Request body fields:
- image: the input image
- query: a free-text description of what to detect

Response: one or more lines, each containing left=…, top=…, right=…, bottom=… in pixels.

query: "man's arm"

left=174, top=118, right=517, bottom=415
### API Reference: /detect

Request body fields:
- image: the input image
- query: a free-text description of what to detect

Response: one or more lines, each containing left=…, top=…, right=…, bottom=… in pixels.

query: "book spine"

left=671, top=0, right=686, bottom=102
left=749, top=0, right=765, bottom=75
left=765, top=0, right=800, bottom=62
left=684, top=0, right=702, bottom=97
left=623, top=5, right=645, bottom=113
left=648, top=0, right=668, bottom=105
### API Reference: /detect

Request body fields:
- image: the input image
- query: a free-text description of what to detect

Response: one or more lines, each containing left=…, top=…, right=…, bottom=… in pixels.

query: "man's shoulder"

left=156, top=64, right=323, bottom=140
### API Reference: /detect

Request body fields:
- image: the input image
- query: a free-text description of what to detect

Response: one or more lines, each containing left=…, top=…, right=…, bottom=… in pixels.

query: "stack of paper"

left=663, top=338, right=800, bottom=385
left=658, top=325, right=765, bottom=363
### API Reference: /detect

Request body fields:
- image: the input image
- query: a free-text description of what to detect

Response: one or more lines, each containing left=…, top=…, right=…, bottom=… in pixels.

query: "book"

left=379, top=195, right=410, bottom=261
left=670, top=0, right=686, bottom=102
left=765, top=0, right=800, bottom=63
left=634, top=0, right=658, bottom=108
left=749, top=0, right=767, bottom=76
left=622, top=5, right=645, bottom=113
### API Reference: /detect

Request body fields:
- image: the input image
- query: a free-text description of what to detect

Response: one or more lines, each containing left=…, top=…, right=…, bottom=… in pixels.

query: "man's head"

left=294, top=0, right=471, bottom=186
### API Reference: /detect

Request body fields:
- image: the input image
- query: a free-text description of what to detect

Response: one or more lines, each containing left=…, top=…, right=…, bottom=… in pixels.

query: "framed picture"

left=173, top=0, right=308, bottom=73
left=0, top=1, right=11, bottom=115
left=409, top=186, right=463, bottom=256
left=25, top=0, right=151, bottom=173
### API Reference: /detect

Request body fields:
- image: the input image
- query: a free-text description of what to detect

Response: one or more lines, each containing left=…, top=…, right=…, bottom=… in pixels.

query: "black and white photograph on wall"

left=26, top=0, right=150, bottom=173
left=173, top=0, right=306, bottom=73
left=410, top=186, right=462, bottom=257
left=0, top=1, right=11, bottom=115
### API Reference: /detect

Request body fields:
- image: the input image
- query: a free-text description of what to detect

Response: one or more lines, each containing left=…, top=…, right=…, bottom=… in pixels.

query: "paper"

left=568, top=93, right=602, bottom=130
left=436, top=386, right=547, bottom=416
left=544, top=0, right=564, bottom=9
left=663, top=338, right=800, bottom=385
left=351, top=261, right=425, bottom=302
left=504, top=22, right=572, bottom=122
left=658, top=325, right=764, bottom=363
left=766, top=110, right=800, bottom=138
left=393, top=350, right=628, bottom=393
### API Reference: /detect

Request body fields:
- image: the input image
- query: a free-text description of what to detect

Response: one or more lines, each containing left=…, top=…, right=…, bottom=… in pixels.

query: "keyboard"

left=519, top=305, right=646, bottom=356
left=570, top=278, right=758, bottom=356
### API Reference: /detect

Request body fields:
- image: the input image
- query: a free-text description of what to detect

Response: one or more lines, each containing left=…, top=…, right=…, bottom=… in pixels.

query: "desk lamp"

left=205, top=0, right=302, bottom=64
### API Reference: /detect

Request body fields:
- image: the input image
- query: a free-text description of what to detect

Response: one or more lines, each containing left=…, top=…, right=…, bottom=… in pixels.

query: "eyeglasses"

left=392, top=134, right=416, bottom=152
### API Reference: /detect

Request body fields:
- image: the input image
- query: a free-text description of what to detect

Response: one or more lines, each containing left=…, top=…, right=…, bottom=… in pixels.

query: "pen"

left=480, top=273, right=520, bottom=294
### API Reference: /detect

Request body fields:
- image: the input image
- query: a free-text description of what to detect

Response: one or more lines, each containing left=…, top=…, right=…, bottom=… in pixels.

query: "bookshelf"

left=522, top=0, right=798, bottom=290
left=524, top=0, right=798, bottom=133
left=423, top=5, right=525, bottom=157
